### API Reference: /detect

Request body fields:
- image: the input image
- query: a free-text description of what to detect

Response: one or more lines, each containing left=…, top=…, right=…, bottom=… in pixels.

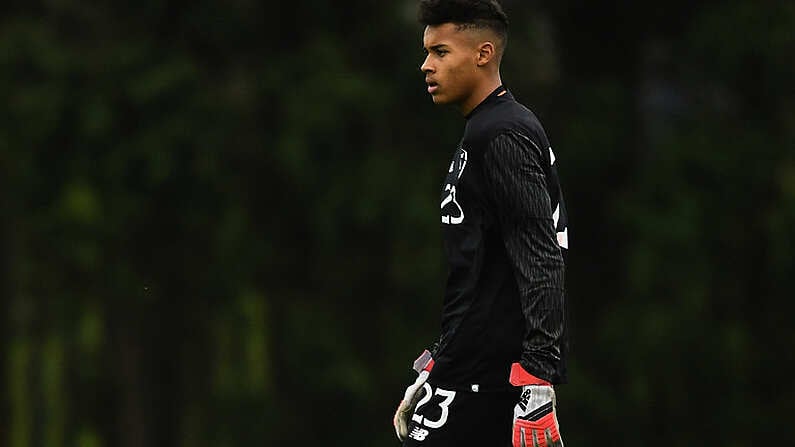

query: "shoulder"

left=484, top=131, right=547, bottom=174
left=469, top=99, right=549, bottom=152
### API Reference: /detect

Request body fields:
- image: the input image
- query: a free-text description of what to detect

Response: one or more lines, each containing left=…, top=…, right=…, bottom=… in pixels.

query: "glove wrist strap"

left=509, top=362, right=551, bottom=386
left=413, top=349, right=435, bottom=373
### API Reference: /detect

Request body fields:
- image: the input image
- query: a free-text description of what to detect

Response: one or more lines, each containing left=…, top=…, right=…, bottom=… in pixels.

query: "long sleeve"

left=482, top=131, right=565, bottom=383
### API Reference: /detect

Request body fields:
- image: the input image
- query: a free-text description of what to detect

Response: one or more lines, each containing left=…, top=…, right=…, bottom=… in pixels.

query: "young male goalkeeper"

left=393, top=1, right=569, bottom=446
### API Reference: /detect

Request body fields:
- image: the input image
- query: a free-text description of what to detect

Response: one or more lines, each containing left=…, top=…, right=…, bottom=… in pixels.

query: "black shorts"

left=402, top=382, right=521, bottom=446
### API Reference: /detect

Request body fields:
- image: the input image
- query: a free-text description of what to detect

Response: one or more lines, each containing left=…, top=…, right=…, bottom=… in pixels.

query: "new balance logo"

left=409, top=427, right=430, bottom=441
left=518, top=388, right=533, bottom=412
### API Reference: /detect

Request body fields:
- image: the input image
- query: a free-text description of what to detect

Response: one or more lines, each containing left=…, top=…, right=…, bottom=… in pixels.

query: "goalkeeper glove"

left=510, top=363, right=563, bottom=447
left=393, top=350, right=434, bottom=441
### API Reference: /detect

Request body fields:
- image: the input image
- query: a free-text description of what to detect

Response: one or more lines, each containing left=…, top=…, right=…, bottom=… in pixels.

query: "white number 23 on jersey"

left=411, top=383, right=456, bottom=429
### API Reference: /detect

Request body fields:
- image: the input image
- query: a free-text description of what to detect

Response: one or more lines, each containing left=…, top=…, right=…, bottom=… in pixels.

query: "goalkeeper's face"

left=420, top=23, right=483, bottom=111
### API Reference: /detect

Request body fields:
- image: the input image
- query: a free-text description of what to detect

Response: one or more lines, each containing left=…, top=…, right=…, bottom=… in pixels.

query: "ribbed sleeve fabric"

left=482, top=131, right=566, bottom=382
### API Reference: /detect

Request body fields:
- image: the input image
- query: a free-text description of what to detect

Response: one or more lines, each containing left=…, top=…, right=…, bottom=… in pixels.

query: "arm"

left=482, top=131, right=565, bottom=384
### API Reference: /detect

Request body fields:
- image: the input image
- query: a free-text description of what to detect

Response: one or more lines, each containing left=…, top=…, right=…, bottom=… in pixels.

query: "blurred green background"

left=1, top=0, right=794, bottom=445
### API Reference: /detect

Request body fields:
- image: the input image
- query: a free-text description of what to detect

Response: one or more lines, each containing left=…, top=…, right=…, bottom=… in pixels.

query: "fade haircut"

left=418, top=0, right=509, bottom=46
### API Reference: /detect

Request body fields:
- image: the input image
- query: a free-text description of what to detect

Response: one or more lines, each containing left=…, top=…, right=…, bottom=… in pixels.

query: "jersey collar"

left=465, top=85, right=512, bottom=120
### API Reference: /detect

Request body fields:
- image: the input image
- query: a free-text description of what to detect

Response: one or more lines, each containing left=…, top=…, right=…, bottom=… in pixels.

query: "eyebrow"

left=424, top=44, right=450, bottom=52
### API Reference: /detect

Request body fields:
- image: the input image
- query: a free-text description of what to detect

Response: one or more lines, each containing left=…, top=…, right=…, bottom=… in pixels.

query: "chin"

left=431, top=94, right=449, bottom=105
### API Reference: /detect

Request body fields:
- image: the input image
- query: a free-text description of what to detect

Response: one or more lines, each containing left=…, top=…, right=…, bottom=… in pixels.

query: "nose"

left=420, top=54, right=433, bottom=73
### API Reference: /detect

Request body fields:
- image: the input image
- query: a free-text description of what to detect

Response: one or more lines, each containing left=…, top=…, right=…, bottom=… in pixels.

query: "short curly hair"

left=418, top=0, right=508, bottom=43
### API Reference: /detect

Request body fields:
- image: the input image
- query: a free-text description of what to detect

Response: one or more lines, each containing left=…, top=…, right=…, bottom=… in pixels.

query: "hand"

left=512, top=385, right=563, bottom=447
left=393, top=370, right=429, bottom=441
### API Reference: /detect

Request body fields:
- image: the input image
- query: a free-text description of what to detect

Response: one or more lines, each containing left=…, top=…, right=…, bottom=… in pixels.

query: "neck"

left=459, top=73, right=503, bottom=116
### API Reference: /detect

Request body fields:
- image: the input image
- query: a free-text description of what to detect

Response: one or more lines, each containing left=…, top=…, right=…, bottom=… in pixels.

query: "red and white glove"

left=510, top=363, right=564, bottom=447
left=393, top=350, right=435, bottom=441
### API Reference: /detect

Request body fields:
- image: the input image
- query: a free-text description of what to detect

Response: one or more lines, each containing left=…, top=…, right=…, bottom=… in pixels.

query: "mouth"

left=426, top=80, right=439, bottom=94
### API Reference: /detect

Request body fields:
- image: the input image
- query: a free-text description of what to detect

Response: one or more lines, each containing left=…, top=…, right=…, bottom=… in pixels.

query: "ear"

left=476, top=41, right=496, bottom=67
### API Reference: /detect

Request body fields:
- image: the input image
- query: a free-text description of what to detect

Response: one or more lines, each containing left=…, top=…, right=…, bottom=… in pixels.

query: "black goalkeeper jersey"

left=429, top=86, right=568, bottom=391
